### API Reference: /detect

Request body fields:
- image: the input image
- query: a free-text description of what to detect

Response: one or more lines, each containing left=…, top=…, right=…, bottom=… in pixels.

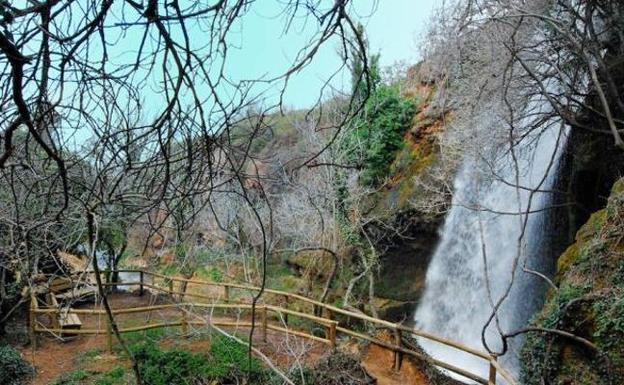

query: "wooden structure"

left=46, top=294, right=82, bottom=335
left=30, top=269, right=517, bottom=385
left=29, top=271, right=99, bottom=339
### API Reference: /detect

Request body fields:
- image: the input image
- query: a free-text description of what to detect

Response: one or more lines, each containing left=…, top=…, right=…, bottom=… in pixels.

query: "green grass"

left=117, top=327, right=169, bottom=351
left=94, top=366, right=125, bottom=385
left=50, top=367, right=128, bottom=385
left=265, top=262, right=302, bottom=293
left=49, top=370, right=93, bottom=385
left=75, top=348, right=104, bottom=366
left=159, top=264, right=180, bottom=276
left=195, top=265, right=223, bottom=282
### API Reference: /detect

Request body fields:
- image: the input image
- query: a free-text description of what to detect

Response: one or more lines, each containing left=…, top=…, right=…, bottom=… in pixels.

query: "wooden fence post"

left=180, top=281, right=188, bottom=303
left=224, top=286, right=230, bottom=303
left=488, top=356, right=497, bottom=385
left=181, top=307, right=188, bottom=336
left=328, top=321, right=337, bottom=350
left=283, top=295, right=289, bottom=325
left=261, top=306, right=268, bottom=343
left=393, top=327, right=402, bottom=371
left=106, top=318, right=113, bottom=353
left=139, top=271, right=144, bottom=296
left=29, top=294, right=37, bottom=349
left=29, top=272, right=518, bottom=385
left=223, top=286, right=231, bottom=316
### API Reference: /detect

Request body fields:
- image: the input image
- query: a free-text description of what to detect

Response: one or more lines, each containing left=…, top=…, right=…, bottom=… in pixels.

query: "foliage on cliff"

left=345, top=84, right=416, bottom=187
left=521, top=178, right=624, bottom=385
left=368, top=70, right=451, bottom=218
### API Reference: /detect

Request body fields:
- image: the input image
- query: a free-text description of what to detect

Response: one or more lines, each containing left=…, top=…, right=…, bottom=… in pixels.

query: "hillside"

left=521, top=178, right=624, bottom=384
left=2, top=1, right=624, bottom=385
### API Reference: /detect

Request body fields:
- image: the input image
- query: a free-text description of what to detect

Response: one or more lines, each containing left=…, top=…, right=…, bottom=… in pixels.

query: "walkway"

left=28, top=269, right=517, bottom=385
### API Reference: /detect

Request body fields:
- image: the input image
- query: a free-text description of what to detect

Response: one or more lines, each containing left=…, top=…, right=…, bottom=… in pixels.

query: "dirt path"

left=21, top=292, right=328, bottom=385
left=361, top=334, right=430, bottom=385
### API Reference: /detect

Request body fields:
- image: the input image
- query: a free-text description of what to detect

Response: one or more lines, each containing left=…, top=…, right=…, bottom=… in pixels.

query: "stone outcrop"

left=521, top=178, right=624, bottom=385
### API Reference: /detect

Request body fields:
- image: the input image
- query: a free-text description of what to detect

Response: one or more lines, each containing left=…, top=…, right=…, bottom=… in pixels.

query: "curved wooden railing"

left=30, top=269, right=517, bottom=385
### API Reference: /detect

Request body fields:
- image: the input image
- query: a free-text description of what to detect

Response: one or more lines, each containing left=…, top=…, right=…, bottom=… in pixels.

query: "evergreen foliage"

left=0, top=344, right=34, bottom=385
left=346, top=85, right=416, bottom=186
left=127, top=334, right=268, bottom=385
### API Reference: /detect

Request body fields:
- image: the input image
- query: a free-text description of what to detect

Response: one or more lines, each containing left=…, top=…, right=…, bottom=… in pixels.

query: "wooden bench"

left=58, top=311, right=82, bottom=332
left=47, top=294, right=82, bottom=338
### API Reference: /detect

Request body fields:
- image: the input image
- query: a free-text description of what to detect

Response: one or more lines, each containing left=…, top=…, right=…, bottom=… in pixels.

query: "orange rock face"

left=361, top=331, right=430, bottom=385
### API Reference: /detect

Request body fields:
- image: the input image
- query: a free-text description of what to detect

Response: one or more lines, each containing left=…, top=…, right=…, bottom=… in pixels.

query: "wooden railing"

left=30, top=269, right=517, bottom=385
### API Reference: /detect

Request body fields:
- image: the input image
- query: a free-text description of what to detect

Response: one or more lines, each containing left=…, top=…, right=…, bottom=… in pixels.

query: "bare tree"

left=0, top=1, right=376, bottom=382
left=414, top=0, right=623, bottom=376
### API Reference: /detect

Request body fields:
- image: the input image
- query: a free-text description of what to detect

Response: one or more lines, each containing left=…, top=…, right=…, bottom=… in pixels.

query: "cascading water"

left=413, top=111, right=569, bottom=382
left=76, top=244, right=141, bottom=291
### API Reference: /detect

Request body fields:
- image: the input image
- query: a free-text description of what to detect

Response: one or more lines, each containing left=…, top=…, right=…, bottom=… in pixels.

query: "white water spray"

left=414, top=113, right=568, bottom=382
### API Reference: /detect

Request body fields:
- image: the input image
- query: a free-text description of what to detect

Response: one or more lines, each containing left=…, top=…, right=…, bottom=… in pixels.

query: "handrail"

left=32, top=303, right=336, bottom=349
left=33, top=269, right=518, bottom=385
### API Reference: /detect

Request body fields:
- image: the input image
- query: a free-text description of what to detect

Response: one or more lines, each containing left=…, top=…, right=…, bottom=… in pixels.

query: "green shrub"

left=345, top=85, right=416, bottom=186
left=108, top=366, right=125, bottom=380
left=206, top=334, right=266, bottom=380
left=127, top=335, right=269, bottom=385
left=130, top=341, right=209, bottom=385
left=520, top=284, right=592, bottom=384
left=95, top=366, right=126, bottom=385
left=521, top=178, right=624, bottom=384
left=0, top=344, right=34, bottom=385
left=119, top=327, right=168, bottom=349
left=51, top=364, right=126, bottom=385
left=594, top=295, right=624, bottom=349
left=207, top=266, right=223, bottom=282
left=49, top=369, right=93, bottom=385
left=68, top=370, right=89, bottom=381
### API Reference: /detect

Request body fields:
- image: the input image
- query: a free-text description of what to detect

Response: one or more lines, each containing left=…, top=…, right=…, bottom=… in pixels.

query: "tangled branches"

left=0, top=1, right=375, bottom=382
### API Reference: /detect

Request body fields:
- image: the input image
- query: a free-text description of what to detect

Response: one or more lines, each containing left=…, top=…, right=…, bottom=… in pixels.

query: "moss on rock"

left=521, top=177, right=624, bottom=385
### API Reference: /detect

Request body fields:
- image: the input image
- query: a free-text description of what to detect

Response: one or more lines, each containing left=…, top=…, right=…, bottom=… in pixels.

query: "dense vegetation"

left=0, top=344, right=34, bottom=385
left=46, top=329, right=378, bottom=385
left=1, top=0, right=624, bottom=384
left=346, top=85, right=416, bottom=186
left=521, top=178, right=624, bottom=385
left=49, top=333, right=270, bottom=385
left=130, top=336, right=268, bottom=385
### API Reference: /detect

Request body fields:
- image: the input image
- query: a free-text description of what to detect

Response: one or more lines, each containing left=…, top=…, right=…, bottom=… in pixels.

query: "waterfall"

left=76, top=244, right=141, bottom=291
left=413, top=113, right=568, bottom=382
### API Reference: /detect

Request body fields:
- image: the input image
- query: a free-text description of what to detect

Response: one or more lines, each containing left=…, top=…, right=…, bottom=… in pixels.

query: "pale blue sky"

left=47, top=1, right=439, bottom=146
left=359, top=0, right=438, bottom=68
left=225, top=0, right=439, bottom=108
